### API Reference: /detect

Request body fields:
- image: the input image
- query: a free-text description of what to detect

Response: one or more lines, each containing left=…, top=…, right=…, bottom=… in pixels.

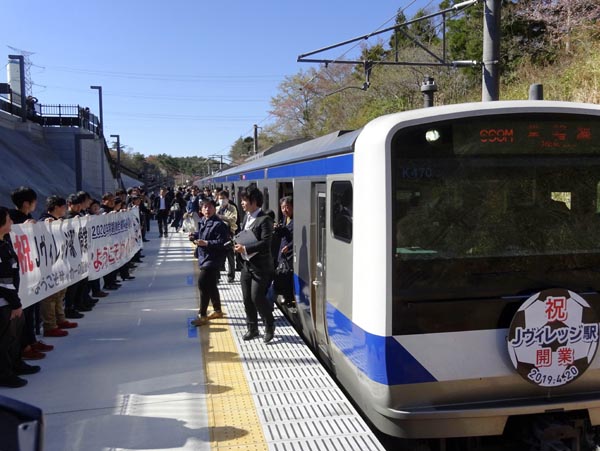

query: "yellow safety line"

left=193, top=262, right=268, bottom=451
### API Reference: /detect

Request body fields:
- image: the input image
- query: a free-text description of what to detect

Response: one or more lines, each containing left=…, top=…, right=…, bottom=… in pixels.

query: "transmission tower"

left=7, top=46, right=35, bottom=97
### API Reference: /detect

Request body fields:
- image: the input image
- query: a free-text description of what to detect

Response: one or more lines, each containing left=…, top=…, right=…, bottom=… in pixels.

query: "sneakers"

left=31, top=341, right=54, bottom=352
left=0, top=374, right=28, bottom=388
left=191, top=316, right=208, bottom=327
left=43, top=328, right=69, bottom=337
left=14, top=362, right=41, bottom=375
left=57, top=320, right=78, bottom=329
left=22, top=347, right=46, bottom=360
left=207, top=311, right=224, bottom=320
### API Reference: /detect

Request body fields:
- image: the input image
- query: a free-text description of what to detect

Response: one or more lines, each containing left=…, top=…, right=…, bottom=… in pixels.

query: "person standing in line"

left=38, top=196, right=78, bottom=337
left=0, top=206, right=41, bottom=388
left=99, top=193, right=121, bottom=292
left=216, top=190, right=238, bottom=283
left=63, top=193, right=94, bottom=317
left=234, top=187, right=275, bottom=343
left=8, top=187, right=54, bottom=359
left=189, top=199, right=229, bottom=326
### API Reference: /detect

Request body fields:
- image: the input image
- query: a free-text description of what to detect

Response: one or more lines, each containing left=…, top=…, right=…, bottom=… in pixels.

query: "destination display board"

left=453, top=114, right=600, bottom=155
left=393, top=113, right=600, bottom=158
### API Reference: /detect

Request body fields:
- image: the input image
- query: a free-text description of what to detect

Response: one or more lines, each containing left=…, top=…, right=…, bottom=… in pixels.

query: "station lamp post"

left=90, top=85, right=105, bottom=193
left=90, top=86, right=104, bottom=138
left=110, top=134, right=121, bottom=186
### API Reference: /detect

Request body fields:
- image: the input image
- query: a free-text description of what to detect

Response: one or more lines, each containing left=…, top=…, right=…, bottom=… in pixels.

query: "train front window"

left=392, top=113, right=600, bottom=303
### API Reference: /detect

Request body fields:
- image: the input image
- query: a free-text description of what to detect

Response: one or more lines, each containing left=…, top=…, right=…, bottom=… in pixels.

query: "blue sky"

left=4, top=0, right=432, bottom=158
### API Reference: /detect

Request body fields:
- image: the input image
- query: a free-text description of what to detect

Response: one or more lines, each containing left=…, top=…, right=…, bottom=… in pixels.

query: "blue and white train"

left=202, top=100, right=600, bottom=440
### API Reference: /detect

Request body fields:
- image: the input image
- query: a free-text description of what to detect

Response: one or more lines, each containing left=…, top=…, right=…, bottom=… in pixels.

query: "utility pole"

left=253, top=124, right=259, bottom=154
left=482, top=0, right=501, bottom=101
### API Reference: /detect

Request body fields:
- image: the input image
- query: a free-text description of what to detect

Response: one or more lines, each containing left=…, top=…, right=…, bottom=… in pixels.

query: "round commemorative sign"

left=507, top=289, right=600, bottom=388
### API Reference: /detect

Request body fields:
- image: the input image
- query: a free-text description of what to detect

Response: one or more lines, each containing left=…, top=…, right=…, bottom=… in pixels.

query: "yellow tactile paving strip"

left=193, top=261, right=268, bottom=451
left=200, top=318, right=268, bottom=451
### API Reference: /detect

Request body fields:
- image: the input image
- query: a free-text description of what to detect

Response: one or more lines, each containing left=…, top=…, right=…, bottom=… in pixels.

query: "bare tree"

left=516, top=0, right=600, bottom=52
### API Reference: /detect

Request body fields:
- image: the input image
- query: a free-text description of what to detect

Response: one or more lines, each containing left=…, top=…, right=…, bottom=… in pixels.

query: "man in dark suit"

left=153, top=187, right=174, bottom=237
left=234, top=186, right=275, bottom=343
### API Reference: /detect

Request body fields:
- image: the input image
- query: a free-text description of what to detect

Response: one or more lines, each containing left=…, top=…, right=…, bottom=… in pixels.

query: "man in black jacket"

left=0, top=206, right=41, bottom=388
left=153, top=187, right=174, bottom=237
left=189, top=199, right=229, bottom=326
left=234, top=187, right=275, bottom=343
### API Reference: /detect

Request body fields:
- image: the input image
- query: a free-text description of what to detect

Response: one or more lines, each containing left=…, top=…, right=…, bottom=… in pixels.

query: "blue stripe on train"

left=267, top=154, right=352, bottom=179
left=326, top=303, right=437, bottom=386
left=293, top=274, right=436, bottom=386
left=213, top=153, right=353, bottom=183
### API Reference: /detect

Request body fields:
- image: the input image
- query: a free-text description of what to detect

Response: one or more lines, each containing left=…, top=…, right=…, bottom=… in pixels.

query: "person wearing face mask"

left=216, top=191, right=238, bottom=283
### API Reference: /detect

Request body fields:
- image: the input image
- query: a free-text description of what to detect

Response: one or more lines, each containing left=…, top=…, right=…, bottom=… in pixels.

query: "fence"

left=0, top=97, right=101, bottom=137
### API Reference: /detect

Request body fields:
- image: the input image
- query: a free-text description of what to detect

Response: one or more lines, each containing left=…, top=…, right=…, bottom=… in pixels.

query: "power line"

left=31, top=64, right=284, bottom=82
left=31, top=82, right=267, bottom=102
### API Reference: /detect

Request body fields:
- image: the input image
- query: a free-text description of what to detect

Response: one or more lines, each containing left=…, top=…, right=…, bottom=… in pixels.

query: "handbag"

left=170, top=203, right=180, bottom=212
left=275, top=258, right=292, bottom=275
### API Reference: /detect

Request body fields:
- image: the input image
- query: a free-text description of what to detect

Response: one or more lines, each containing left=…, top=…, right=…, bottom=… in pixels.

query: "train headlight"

left=425, top=129, right=441, bottom=143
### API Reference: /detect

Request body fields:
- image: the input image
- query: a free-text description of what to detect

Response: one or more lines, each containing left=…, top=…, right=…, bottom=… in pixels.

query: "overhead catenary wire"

left=30, top=64, right=284, bottom=82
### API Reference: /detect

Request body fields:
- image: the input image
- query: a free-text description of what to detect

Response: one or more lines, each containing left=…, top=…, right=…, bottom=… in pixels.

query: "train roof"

left=205, top=129, right=361, bottom=181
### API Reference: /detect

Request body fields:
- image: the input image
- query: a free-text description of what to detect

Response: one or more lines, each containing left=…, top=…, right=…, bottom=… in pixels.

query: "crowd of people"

left=0, top=183, right=296, bottom=389
left=0, top=186, right=148, bottom=389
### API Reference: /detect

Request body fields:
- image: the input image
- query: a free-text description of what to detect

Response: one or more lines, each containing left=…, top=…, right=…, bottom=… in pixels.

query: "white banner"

left=10, top=209, right=142, bottom=309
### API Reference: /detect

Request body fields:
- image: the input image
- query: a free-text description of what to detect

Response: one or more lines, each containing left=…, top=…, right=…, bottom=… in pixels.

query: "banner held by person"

left=10, top=209, right=142, bottom=308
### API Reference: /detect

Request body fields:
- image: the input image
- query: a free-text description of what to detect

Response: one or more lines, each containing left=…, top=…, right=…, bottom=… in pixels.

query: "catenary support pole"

left=482, top=0, right=501, bottom=101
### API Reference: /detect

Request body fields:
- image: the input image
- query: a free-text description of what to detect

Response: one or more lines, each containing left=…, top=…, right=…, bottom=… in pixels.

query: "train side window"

left=331, top=181, right=352, bottom=243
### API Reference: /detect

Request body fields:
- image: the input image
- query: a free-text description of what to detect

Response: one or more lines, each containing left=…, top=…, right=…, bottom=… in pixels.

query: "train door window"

left=263, top=187, right=270, bottom=211
left=331, top=181, right=352, bottom=243
left=237, top=186, right=245, bottom=208
left=277, top=182, right=293, bottom=223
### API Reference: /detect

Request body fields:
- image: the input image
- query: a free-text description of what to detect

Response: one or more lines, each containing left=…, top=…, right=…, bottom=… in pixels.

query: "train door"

left=312, top=183, right=330, bottom=358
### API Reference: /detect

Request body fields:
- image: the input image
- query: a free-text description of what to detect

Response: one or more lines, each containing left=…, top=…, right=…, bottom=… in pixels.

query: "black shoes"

left=65, top=309, right=84, bottom=319
left=263, top=325, right=275, bottom=343
left=243, top=328, right=259, bottom=341
left=15, top=362, right=41, bottom=376
left=0, top=374, right=28, bottom=388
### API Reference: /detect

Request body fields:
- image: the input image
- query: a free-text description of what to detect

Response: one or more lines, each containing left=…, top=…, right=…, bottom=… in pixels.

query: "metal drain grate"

left=220, top=275, right=385, bottom=451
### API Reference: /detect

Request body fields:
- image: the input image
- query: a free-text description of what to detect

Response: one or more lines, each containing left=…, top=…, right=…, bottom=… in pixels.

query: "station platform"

left=0, top=228, right=385, bottom=451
